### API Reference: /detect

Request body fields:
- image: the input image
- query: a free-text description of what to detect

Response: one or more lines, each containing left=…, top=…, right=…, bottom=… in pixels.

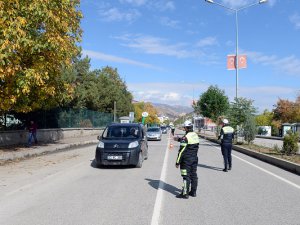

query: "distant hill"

left=153, top=103, right=193, bottom=120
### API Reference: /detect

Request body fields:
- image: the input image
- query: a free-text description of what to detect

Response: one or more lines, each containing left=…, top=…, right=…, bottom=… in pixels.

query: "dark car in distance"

left=160, top=126, right=167, bottom=134
left=95, top=123, right=148, bottom=168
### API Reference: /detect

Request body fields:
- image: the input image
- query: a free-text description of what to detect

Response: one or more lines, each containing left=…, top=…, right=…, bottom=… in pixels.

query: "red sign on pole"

left=227, top=55, right=247, bottom=70
left=227, top=55, right=235, bottom=70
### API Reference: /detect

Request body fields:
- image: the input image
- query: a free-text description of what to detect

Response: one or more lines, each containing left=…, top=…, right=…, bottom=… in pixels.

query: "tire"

left=136, top=152, right=143, bottom=168
left=144, top=150, right=149, bottom=160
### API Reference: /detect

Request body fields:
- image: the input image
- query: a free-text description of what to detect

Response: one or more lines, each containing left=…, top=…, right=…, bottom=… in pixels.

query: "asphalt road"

left=0, top=131, right=299, bottom=225
left=253, top=137, right=300, bottom=153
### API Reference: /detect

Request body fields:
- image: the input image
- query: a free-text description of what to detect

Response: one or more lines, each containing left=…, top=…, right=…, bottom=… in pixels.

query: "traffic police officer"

left=174, top=120, right=199, bottom=199
left=218, top=119, right=234, bottom=172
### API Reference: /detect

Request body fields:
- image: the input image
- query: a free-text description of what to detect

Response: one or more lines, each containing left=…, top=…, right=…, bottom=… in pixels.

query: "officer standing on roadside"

left=218, top=119, right=234, bottom=172
left=174, top=120, right=199, bottom=199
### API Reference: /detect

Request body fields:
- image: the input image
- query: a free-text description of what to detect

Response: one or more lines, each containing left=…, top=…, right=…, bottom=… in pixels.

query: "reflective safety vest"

left=176, top=132, right=199, bottom=164
left=220, top=126, right=234, bottom=143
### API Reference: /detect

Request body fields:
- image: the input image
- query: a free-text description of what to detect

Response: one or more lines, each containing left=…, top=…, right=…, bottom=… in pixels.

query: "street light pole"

left=235, top=10, right=239, bottom=100
left=205, top=0, right=268, bottom=100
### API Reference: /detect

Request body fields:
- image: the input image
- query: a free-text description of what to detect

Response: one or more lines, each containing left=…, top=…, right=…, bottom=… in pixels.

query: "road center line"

left=151, top=134, right=171, bottom=225
left=205, top=140, right=300, bottom=190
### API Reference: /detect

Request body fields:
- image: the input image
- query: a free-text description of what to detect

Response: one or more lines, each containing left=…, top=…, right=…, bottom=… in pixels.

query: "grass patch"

left=239, top=143, right=300, bottom=164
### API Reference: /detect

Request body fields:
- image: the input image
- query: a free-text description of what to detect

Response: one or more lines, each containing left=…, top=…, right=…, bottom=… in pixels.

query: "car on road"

left=95, top=123, right=148, bottom=168
left=146, top=127, right=162, bottom=141
left=160, top=126, right=167, bottom=134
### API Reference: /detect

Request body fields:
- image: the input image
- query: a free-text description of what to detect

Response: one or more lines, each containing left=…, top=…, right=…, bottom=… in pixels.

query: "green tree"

left=194, top=85, right=229, bottom=122
left=0, top=0, right=82, bottom=113
left=255, top=110, right=273, bottom=126
left=67, top=65, right=134, bottom=117
left=244, top=114, right=257, bottom=144
left=228, top=97, right=257, bottom=130
left=96, top=67, right=133, bottom=117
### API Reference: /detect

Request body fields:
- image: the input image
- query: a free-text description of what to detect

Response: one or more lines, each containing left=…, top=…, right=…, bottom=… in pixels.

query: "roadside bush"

left=244, top=114, right=256, bottom=144
left=273, top=144, right=280, bottom=153
left=282, top=130, right=299, bottom=155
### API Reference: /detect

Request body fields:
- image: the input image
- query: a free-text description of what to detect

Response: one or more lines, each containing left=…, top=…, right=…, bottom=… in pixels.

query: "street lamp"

left=205, top=0, right=267, bottom=100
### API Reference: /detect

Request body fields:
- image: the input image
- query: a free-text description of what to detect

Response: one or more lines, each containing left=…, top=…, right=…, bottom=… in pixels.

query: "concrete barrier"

left=0, top=128, right=103, bottom=146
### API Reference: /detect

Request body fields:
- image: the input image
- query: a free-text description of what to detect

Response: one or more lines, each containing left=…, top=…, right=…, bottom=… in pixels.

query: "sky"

left=80, top=0, right=300, bottom=113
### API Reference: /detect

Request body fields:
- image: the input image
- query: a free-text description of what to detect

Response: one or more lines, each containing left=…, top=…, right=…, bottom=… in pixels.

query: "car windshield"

left=103, top=126, right=140, bottom=139
left=147, top=128, right=160, bottom=132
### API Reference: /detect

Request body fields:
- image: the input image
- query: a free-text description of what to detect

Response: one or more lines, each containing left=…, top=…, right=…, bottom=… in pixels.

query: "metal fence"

left=0, top=108, right=114, bottom=130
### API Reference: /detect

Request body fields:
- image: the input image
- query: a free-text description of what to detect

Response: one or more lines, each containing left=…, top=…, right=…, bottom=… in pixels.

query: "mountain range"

left=153, top=103, right=194, bottom=120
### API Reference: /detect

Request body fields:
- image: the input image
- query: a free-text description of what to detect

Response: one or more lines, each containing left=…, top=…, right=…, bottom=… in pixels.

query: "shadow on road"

left=90, top=159, right=135, bottom=170
left=198, top=163, right=223, bottom=171
left=145, top=178, right=181, bottom=196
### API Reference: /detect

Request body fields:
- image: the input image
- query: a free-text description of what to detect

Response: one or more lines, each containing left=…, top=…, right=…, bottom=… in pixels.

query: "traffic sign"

left=142, top=112, right=148, bottom=117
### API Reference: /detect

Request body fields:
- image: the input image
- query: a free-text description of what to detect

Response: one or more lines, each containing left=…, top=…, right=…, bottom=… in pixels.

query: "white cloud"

left=290, top=13, right=300, bottom=30
left=246, top=51, right=300, bottom=76
left=99, top=7, right=140, bottom=22
left=160, top=17, right=180, bottom=28
left=119, top=0, right=147, bottom=6
left=128, top=82, right=208, bottom=106
left=82, top=49, right=162, bottom=70
left=151, top=1, right=175, bottom=11
left=115, top=34, right=199, bottom=58
left=196, top=37, right=218, bottom=47
left=239, top=86, right=298, bottom=113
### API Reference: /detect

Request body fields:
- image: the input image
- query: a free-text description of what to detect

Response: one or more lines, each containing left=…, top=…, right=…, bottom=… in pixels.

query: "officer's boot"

left=176, top=180, right=189, bottom=199
left=189, top=190, right=196, bottom=197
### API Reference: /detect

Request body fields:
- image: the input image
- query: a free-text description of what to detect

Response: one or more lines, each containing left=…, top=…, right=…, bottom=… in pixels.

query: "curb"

left=0, top=140, right=99, bottom=165
left=199, top=134, right=300, bottom=175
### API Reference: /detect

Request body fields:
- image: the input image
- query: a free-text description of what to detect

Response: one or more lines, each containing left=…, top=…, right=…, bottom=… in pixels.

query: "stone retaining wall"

left=0, top=128, right=103, bottom=146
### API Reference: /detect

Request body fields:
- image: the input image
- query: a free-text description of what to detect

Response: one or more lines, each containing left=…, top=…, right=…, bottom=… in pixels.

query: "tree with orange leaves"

left=0, top=0, right=82, bottom=113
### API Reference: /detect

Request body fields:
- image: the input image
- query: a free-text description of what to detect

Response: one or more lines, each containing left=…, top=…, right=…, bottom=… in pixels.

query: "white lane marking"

left=151, top=134, right=171, bottom=225
left=204, top=140, right=300, bottom=190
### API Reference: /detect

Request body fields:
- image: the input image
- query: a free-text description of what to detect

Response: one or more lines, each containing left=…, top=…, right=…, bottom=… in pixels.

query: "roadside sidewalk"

left=0, top=135, right=99, bottom=165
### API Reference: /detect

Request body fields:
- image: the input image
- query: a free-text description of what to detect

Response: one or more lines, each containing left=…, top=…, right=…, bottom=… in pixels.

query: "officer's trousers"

left=221, top=143, right=232, bottom=169
left=180, top=157, right=198, bottom=194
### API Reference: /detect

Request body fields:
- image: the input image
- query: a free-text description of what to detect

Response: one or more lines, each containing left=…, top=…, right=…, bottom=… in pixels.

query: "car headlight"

left=97, top=141, right=104, bottom=148
left=128, top=141, right=139, bottom=148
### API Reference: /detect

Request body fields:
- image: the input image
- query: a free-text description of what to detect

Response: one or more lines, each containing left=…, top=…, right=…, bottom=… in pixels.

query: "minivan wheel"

left=136, top=152, right=143, bottom=168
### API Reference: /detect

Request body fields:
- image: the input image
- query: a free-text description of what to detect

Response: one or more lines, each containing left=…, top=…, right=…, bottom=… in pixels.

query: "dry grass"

left=239, top=143, right=300, bottom=164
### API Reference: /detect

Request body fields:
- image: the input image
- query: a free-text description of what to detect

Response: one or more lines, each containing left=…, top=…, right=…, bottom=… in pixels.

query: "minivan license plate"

left=107, top=155, right=122, bottom=160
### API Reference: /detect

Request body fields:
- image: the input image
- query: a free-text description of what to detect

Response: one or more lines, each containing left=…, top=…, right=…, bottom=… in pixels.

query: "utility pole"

left=114, top=101, right=116, bottom=122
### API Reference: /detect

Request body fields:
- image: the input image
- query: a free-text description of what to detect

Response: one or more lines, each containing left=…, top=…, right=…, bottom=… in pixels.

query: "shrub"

left=282, top=130, right=299, bottom=155
left=244, top=114, right=256, bottom=144
left=273, top=144, right=280, bottom=153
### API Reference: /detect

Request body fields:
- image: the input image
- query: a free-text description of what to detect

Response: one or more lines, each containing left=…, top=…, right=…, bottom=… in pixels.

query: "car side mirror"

left=97, top=135, right=102, bottom=140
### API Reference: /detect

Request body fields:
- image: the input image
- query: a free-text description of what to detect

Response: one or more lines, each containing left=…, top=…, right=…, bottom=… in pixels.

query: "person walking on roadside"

left=218, top=119, right=234, bottom=172
left=174, top=120, right=199, bottom=199
left=27, top=120, right=38, bottom=147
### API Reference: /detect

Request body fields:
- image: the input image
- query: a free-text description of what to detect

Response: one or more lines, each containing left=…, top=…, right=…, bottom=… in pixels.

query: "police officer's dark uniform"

left=175, top=121, right=199, bottom=199
left=218, top=119, right=234, bottom=172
